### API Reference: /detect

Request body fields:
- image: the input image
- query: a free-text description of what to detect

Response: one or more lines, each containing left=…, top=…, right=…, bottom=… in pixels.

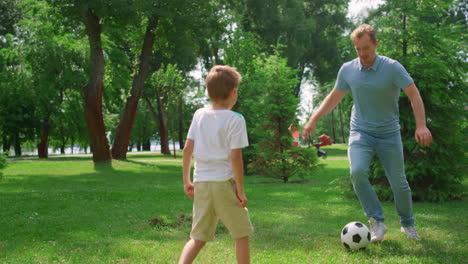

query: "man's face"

left=353, top=34, right=378, bottom=67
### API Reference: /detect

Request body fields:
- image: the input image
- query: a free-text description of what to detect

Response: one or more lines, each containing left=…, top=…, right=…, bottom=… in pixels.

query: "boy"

left=178, top=65, right=253, bottom=264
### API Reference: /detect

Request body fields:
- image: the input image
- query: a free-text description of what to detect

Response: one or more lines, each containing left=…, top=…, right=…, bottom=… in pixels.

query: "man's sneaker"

left=401, top=226, right=421, bottom=240
left=369, top=217, right=387, bottom=242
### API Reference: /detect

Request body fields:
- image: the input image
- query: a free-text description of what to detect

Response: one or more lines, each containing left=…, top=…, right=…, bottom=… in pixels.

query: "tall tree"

left=16, top=0, right=87, bottom=158
left=145, top=64, right=186, bottom=155
left=367, top=0, right=467, bottom=201
left=47, top=0, right=138, bottom=163
left=229, top=0, right=349, bottom=95
left=111, top=15, right=160, bottom=159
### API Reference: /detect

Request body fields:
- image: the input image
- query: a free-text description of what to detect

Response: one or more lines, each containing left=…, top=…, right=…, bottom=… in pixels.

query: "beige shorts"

left=190, top=179, right=254, bottom=241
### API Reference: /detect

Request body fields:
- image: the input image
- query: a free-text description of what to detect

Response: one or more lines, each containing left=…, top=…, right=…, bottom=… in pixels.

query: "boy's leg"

left=178, top=239, right=207, bottom=264
left=235, top=236, right=250, bottom=264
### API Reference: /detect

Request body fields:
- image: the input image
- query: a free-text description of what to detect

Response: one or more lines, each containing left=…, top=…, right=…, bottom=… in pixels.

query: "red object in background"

left=318, top=134, right=332, bottom=147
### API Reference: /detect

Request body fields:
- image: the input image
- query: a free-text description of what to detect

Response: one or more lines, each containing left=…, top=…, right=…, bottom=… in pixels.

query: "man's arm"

left=302, top=88, right=348, bottom=139
left=231, top=148, right=248, bottom=208
left=403, top=83, right=432, bottom=147
left=182, top=139, right=194, bottom=199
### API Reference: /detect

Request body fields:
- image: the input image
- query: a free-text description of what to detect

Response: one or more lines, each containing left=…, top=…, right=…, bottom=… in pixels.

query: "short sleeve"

left=392, top=62, right=414, bottom=90
left=229, top=115, right=249, bottom=149
left=335, top=65, right=351, bottom=91
left=186, top=111, right=198, bottom=140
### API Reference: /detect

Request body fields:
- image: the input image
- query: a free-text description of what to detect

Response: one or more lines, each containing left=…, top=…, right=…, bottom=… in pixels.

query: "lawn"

left=0, top=145, right=466, bottom=263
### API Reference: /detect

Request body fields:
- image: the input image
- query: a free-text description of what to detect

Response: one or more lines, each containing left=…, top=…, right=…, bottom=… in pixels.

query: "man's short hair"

left=206, top=65, right=242, bottom=101
left=351, top=24, right=377, bottom=43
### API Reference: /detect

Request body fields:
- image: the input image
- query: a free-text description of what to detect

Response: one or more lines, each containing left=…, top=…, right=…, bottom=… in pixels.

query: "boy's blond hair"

left=351, top=24, right=377, bottom=43
left=205, top=65, right=242, bottom=101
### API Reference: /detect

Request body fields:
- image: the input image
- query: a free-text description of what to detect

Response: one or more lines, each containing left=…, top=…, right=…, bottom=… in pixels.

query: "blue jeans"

left=348, top=130, right=414, bottom=227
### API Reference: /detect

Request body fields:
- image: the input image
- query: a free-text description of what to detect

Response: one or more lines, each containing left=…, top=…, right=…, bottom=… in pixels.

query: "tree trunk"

left=3, top=135, right=10, bottom=153
left=112, top=16, right=160, bottom=160
left=144, top=96, right=161, bottom=144
left=178, top=96, right=184, bottom=150
left=13, top=133, right=21, bottom=156
left=80, top=8, right=111, bottom=163
left=143, top=140, right=151, bottom=151
left=156, top=90, right=171, bottom=155
left=402, top=14, right=407, bottom=58
left=170, top=110, right=176, bottom=158
left=60, top=143, right=65, bottom=154
left=330, top=109, right=336, bottom=142
left=338, top=103, right=346, bottom=144
left=37, top=116, right=50, bottom=158
left=70, top=137, right=74, bottom=154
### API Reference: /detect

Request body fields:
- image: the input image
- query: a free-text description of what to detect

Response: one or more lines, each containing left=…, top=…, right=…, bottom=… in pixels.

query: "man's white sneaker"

left=401, top=226, right=421, bottom=240
left=369, top=217, right=387, bottom=242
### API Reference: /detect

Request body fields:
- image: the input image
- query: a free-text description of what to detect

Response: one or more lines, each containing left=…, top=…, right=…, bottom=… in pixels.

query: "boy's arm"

left=231, top=148, right=248, bottom=208
left=182, top=139, right=195, bottom=199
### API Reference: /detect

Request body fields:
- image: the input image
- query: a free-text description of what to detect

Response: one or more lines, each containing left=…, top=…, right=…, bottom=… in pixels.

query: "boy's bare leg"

left=235, top=236, right=250, bottom=264
left=178, top=239, right=206, bottom=264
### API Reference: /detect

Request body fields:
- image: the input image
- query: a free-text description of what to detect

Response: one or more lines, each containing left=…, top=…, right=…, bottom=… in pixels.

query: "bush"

left=249, top=145, right=319, bottom=182
left=0, top=152, right=8, bottom=180
left=241, top=52, right=321, bottom=182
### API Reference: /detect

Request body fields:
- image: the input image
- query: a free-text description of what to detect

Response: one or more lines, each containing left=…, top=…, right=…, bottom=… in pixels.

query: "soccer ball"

left=341, top=222, right=371, bottom=250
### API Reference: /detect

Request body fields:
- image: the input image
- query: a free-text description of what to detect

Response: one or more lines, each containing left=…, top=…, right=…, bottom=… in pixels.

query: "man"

left=303, top=24, right=432, bottom=242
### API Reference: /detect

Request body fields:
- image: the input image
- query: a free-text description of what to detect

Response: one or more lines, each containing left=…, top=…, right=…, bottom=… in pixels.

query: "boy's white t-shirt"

left=187, top=107, right=249, bottom=182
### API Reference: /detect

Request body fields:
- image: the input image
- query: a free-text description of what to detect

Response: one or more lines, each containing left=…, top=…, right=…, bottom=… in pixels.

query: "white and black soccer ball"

left=341, top=221, right=371, bottom=250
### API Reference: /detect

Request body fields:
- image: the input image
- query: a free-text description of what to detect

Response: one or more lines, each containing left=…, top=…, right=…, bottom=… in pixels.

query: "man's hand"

left=184, top=183, right=194, bottom=199
left=302, top=121, right=316, bottom=140
left=415, top=126, right=433, bottom=147
left=236, top=191, right=248, bottom=208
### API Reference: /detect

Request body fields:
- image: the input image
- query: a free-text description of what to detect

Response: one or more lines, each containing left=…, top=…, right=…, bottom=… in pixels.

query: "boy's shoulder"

left=231, top=111, right=245, bottom=120
left=195, top=107, right=245, bottom=121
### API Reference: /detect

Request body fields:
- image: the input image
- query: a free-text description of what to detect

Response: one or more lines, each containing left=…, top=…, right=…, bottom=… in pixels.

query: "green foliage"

left=0, top=152, right=7, bottom=169
left=367, top=0, right=467, bottom=201
left=0, top=152, right=7, bottom=180
left=245, top=52, right=319, bottom=182
left=230, top=0, right=349, bottom=92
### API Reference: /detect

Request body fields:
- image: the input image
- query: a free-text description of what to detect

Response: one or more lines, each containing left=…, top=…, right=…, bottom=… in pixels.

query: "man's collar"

left=359, top=54, right=380, bottom=71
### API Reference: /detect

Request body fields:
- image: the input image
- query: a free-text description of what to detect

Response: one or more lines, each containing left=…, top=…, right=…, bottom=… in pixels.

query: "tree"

left=46, top=0, right=140, bottom=163
left=145, top=64, right=186, bottom=155
left=367, top=0, right=467, bottom=201
left=111, top=15, right=160, bottom=159
left=229, top=0, right=349, bottom=95
left=16, top=0, right=87, bottom=158
left=246, top=52, right=319, bottom=182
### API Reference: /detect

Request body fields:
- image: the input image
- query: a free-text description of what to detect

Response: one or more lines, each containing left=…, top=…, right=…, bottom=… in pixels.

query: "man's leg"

left=178, top=239, right=207, bottom=264
left=348, top=131, right=383, bottom=221
left=348, top=131, right=387, bottom=242
left=235, top=236, right=250, bottom=264
left=375, top=133, right=414, bottom=226
left=376, top=133, right=420, bottom=240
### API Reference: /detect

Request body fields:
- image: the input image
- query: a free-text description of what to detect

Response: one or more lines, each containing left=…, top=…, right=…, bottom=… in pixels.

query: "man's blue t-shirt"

left=335, top=54, right=414, bottom=134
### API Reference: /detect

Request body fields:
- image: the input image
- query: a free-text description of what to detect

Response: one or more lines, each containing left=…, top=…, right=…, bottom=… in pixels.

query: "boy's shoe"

left=401, top=226, right=421, bottom=240
left=369, top=217, right=387, bottom=242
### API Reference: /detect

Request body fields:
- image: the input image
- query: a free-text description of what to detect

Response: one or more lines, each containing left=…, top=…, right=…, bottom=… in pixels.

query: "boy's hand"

left=184, top=183, right=194, bottom=199
left=236, top=191, right=248, bottom=208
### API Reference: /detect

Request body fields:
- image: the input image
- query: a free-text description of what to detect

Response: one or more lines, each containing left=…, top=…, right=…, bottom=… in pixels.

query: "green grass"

left=0, top=145, right=466, bottom=263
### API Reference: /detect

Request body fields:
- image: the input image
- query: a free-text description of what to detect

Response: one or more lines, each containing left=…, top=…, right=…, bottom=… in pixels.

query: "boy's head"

left=206, top=65, right=242, bottom=104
